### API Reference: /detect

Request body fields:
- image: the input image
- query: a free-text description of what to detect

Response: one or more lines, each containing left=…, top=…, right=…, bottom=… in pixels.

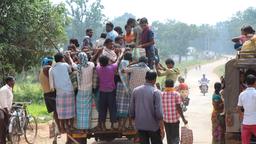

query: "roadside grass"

left=213, top=64, right=225, bottom=77
left=13, top=77, right=51, bottom=123
left=27, top=104, right=52, bottom=123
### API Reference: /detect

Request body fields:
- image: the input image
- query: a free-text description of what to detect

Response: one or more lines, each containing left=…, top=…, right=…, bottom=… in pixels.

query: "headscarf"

left=41, top=56, right=53, bottom=66
left=77, top=52, right=89, bottom=86
left=78, top=52, right=89, bottom=69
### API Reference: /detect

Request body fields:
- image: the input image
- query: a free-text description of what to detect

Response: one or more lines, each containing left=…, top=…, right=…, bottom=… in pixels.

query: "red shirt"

left=161, top=88, right=182, bottom=123
left=178, top=83, right=188, bottom=90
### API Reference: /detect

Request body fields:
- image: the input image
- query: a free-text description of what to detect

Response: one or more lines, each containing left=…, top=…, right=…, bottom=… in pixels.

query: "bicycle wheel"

left=24, top=115, right=38, bottom=144
left=9, top=116, right=20, bottom=144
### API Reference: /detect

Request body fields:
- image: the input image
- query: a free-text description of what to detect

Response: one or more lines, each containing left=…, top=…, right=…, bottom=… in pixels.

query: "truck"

left=63, top=99, right=138, bottom=144
left=224, top=51, right=256, bottom=143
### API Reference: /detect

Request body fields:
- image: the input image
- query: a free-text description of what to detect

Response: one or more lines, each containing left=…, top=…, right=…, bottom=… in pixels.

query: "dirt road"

left=184, top=58, right=228, bottom=144
left=20, top=58, right=229, bottom=144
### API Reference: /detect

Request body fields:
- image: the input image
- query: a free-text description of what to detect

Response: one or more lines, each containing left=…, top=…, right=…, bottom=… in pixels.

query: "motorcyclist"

left=199, top=74, right=210, bottom=92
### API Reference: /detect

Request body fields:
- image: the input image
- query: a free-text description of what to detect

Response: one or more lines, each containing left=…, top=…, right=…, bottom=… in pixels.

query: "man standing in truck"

left=237, top=74, right=256, bottom=144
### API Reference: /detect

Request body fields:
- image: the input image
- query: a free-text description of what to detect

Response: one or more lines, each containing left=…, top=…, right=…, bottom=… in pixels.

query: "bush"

left=13, top=82, right=43, bottom=104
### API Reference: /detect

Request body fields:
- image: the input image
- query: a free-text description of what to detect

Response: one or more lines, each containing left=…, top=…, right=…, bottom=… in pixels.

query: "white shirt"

left=238, top=87, right=256, bottom=125
left=199, top=77, right=209, bottom=85
left=0, top=84, right=13, bottom=111
left=94, top=38, right=105, bottom=49
left=49, top=62, right=73, bottom=92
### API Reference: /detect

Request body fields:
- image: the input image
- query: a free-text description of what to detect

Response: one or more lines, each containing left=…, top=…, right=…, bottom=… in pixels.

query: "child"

left=157, top=58, right=180, bottom=83
left=137, top=17, right=155, bottom=69
left=232, top=25, right=255, bottom=51
left=96, top=51, right=123, bottom=131
left=124, top=24, right=135, bottom=48
left=176, top=76, right=190, bottom=112
left=241, top=34, right=256, bottom=52
left=161, top=79, right=188, bottom=144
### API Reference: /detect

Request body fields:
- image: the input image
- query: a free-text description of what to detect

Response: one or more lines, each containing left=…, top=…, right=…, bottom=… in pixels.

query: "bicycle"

left=8, top=102, right=38, bottom=144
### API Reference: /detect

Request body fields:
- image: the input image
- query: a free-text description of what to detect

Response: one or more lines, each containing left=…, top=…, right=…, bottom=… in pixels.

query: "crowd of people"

left=38, top=17, right=189, bottom=144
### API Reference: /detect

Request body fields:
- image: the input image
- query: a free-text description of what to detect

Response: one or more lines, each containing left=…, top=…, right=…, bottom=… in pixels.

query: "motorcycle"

left=200, top=83, right=208, bottom=96
left=181, top=97, right=190, bottom=112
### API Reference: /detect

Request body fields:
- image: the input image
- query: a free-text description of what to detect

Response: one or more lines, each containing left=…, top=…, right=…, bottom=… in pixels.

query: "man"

left=237, top=74, right=256, bottom=144
left=0, top=76, right=15, bottom=144
left=130, top=70, right=163, bottom=144
left=123, top=56, right=150, bottom=92
left=106, top=22, right=118, bottom=41
left=39, top=57, right=60, bottom=131
left=102, top=38, right=118, bottom=64
left=137, top=17, right=156, bottom=69
left=94, top=33, right=107, bottom=49
left=199, top=74, right=210, bottom=91
left=161, top=79, right=188, bottom=144
left=82, top=28, right=94, bottom=52
left=49, top=53, right=75, bottom=133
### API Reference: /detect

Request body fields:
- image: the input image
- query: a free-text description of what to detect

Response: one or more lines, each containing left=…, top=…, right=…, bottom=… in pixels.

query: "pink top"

left=240, top=35, right=251, bottom=43
left=96, top=63, right=118, bottom=92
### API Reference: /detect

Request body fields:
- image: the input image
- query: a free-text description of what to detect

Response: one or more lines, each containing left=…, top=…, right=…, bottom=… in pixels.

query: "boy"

left=137, top=17, right=155, bottom=69
left=157, top=58, right=180, bottom=83
left=96, top=51, right=123, bottom=131
left=161, top=79, right=188, bottom=144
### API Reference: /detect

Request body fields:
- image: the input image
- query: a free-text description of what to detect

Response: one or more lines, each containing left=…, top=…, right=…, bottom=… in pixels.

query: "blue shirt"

left=106, top=30, right=118, bottom=41
left=130, top=83, right=163, bottom=131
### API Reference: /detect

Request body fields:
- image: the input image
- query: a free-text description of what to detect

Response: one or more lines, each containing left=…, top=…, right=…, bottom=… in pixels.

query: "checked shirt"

left=161, top=88, right=182, bottom=123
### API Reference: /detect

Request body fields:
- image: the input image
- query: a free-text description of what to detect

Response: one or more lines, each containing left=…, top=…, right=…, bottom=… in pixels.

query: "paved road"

left=20, top=58, right=229, bottom=144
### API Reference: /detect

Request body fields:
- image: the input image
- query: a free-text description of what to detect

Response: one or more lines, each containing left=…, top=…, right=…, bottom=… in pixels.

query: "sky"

left=52, top=0, right=256, bottom=25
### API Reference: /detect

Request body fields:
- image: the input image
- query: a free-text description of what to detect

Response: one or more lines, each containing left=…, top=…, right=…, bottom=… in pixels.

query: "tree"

left=153, top=20, right=198, bottom=62
left=65, top=0, right=105, bottom=44
left=112, top=13, right=136, bottom=30
left=0, top=0, right=68, bottom=83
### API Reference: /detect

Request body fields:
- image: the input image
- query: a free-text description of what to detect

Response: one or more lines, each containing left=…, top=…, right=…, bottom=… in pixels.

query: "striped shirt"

left=124, top=62, right=150, bottom=92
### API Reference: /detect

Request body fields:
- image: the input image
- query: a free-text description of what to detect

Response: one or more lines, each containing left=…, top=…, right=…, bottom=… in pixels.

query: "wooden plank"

left=67, top=134, right=80, bottom=144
